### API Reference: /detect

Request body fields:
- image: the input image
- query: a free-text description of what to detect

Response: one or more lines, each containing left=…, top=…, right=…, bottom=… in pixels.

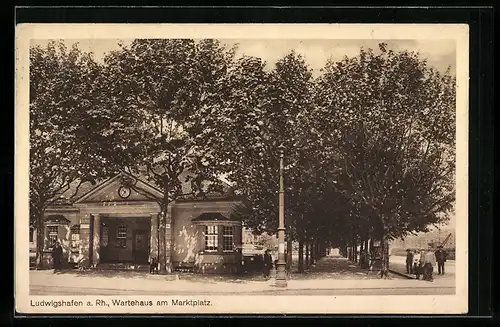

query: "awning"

left=45, top=214, right=71, bottom=224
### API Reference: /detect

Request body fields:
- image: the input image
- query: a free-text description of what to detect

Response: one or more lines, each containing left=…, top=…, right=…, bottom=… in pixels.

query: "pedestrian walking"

left=422, top=246, right=437, bottom=282
left=263, top=249, right=273, bottom=279
left=51, top=241, right=63, bottom=273
left=405, top=249, right=414, bottom=274
left=434, top=246, right=447, bottom=275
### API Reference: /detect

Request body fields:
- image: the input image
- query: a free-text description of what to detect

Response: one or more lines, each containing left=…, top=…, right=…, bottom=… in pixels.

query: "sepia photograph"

left=15, top=24, right=469, bottom=314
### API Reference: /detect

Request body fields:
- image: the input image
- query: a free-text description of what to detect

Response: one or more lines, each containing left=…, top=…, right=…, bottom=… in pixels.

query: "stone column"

left=150, top=213, right=158, bottom=261
left=92, top=214, right=101, bottom=266
left=79, top=215, right=91, bottom=267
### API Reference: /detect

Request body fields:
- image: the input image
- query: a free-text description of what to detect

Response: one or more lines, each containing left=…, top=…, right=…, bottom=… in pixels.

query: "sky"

left=31, top=38, right=456, bottom=77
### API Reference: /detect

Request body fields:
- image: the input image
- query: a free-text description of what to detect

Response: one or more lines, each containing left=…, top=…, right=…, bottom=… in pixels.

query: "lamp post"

left=276, top=144, right=287, bottom=287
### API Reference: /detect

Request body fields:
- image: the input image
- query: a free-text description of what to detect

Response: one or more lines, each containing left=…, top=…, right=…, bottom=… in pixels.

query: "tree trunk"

left=286, top=237, right=292, bottom=274
left=298, top=233, right=304, bottom=273
left=36, top=213, right=45, bottom=269
left=368, top=238, right=374, bottom=271
left=380, top=236, right=390, bottom=279
left=159, top=179, right=172, bottom=274
left=310, top=239, right=315, bottom=266
left=359, top=240, right=364, bottom=266
left=355, top=242, right=358, bottom=262
left=314, top=241, right=319, bottom=261
left=158, top=212, right=166, bottom=273
left=305, top=241, right=310, bottom=269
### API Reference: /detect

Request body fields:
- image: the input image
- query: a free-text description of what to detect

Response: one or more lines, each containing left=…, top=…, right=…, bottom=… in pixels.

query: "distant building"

left=390, top=228, right=455, bottom=254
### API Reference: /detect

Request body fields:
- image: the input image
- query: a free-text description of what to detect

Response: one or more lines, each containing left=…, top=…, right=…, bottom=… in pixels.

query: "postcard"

left=15, top=23, right=469, bottom=315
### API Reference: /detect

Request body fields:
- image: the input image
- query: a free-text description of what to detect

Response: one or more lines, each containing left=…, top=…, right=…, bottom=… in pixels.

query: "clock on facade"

left=118, top=186, right=131, bottom=199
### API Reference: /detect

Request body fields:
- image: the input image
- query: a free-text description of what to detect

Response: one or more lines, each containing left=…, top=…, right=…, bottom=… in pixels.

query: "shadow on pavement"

left=51, top=268, right=269, bottom=284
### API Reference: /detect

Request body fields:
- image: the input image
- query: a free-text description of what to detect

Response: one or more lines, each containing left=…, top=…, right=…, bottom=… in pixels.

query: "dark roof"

left=53, top=179, right=105, bottom=205
left=45, top=215, right=71, bottom=224
left=50, top=168, right=236, bottom=206
left=191, top=212, right=236, bottom=222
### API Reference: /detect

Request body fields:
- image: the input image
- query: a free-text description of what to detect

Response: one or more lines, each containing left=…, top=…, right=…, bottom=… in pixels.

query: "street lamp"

left=276, top=144, right=287, bottom=287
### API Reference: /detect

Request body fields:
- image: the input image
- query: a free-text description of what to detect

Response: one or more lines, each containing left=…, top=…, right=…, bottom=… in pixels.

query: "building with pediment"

left=36, top=171, right=247, bottom=274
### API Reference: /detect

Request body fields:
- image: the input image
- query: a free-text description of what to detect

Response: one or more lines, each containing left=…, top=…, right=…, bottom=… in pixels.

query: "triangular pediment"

left=74, top=172, right=163, bottom=204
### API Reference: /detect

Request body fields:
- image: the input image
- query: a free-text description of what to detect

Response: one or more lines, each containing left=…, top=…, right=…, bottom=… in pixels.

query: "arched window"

left=116, top=224, right=127, bottom=248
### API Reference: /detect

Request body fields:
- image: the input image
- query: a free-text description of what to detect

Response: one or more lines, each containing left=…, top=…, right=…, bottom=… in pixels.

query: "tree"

left=102, top=39, right=236, bottom=273
left=210, top=51, right=319, bottom=272
left=29, top=41, right=113, bottom=267
left=314, top=43, right=456, bottom=277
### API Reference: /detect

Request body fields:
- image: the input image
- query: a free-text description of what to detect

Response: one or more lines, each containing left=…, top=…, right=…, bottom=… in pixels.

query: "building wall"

left=36, top=194, right=245, bottom=274
left=171, top=201, right=243, bottom=273
left=41, top=210, right=82, bottom=268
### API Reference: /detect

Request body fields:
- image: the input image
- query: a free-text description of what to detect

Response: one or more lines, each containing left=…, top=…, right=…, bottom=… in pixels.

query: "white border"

left=15, top=23, right=469, bottom=315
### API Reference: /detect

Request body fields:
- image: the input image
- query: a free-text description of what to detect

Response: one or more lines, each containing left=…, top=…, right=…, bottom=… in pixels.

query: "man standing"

left=422, top=246, right=437, bottom=281
left=51, top=241, right=63, bottom=273
left=263, top=249, right=273, bottom=279
left=405, top=249, right=414, bottom=274
left=435, top=246, right=447, bottom=275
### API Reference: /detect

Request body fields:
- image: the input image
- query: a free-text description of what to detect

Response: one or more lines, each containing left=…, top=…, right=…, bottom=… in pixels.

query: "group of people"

left=405, top=245, right=448, bottom=282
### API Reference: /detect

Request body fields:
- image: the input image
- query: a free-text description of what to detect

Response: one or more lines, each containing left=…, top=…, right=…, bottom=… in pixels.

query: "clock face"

left=118, top=186, right=131, bottom=199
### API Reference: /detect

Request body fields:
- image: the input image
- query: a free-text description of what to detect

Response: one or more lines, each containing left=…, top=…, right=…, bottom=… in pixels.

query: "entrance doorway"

left=133, top=229, right=149, bottom=264
left=98, top=217, right=150, bottom=264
